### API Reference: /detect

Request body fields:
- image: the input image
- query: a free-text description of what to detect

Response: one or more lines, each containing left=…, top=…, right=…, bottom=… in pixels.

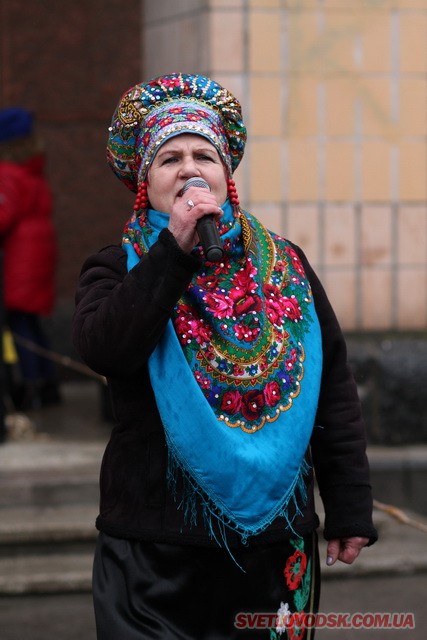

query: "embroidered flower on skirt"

left=272, top=537, right=313, bottom=639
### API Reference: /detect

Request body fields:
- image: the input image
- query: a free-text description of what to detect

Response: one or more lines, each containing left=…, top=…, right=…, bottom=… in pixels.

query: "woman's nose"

left=179, top=155, right=201, bottom=178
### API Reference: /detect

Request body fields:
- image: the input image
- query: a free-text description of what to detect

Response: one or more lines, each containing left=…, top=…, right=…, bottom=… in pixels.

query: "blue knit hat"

left=0, top=107, right=33, bottom=143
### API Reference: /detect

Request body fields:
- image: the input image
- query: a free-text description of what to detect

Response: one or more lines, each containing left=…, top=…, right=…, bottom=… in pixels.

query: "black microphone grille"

left=181, top=177, right=210, bottom=193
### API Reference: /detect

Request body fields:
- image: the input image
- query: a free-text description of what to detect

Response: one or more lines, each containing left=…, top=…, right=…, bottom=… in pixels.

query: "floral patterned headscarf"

left=122, top=201, right=323, bottom=544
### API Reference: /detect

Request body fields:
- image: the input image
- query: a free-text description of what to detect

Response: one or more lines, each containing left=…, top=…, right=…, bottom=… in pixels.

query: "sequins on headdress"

left=107, top=73, right=247, bottom=192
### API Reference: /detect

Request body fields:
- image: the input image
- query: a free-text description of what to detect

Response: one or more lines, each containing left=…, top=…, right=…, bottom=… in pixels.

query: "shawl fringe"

left=166, top=437, right=311, bottom=552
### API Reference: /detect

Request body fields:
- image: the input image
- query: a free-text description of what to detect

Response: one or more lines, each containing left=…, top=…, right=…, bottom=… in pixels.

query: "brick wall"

left=0, top=0, right=142, bottom=303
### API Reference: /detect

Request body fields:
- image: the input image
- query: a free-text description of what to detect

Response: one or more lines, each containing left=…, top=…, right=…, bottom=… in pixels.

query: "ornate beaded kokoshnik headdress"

left=106, top=72, right=247, bottom=194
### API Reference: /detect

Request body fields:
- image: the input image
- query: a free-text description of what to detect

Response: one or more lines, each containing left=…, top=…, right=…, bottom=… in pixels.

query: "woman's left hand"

left=326, top=536, right=369, bottom=566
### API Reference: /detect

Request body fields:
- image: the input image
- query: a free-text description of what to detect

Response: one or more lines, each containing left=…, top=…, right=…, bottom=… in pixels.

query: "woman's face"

left=146, top=134, right=228, bottom=214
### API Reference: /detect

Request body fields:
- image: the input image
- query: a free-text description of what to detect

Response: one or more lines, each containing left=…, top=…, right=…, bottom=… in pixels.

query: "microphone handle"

left=196, top=215, right=223, bottom=262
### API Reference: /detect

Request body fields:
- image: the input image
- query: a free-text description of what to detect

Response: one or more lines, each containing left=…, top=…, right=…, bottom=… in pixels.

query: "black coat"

left=73, top=228, right=378, bottom=548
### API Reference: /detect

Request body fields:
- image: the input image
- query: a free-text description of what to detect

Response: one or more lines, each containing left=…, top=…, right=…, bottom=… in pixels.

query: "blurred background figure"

left=0, top=107, right=60, bottom=411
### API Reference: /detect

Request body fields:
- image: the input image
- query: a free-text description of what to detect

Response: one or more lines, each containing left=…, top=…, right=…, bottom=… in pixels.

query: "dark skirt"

left=92, top=531, right=320, bottom=640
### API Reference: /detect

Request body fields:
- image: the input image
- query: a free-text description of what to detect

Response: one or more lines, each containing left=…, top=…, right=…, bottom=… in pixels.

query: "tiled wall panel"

left=143, top=0, right=427, bottom=330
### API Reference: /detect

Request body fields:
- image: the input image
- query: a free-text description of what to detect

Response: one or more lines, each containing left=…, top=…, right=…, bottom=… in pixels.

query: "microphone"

left=181, top=177, right=224, bottom=262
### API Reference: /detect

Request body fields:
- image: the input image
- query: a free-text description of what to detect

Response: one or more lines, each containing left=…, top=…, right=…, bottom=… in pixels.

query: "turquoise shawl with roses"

left=122, top=200, right=322, bottom=542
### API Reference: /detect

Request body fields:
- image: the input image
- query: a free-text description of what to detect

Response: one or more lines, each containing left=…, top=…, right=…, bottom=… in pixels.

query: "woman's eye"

left=162, top=156, right=178, bottom=165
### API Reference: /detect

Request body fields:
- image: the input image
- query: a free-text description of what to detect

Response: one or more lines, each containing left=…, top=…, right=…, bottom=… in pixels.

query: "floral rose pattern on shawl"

left=171, top=213, right=315, bottom=433
left=123, top=205, right=318, bottom=434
